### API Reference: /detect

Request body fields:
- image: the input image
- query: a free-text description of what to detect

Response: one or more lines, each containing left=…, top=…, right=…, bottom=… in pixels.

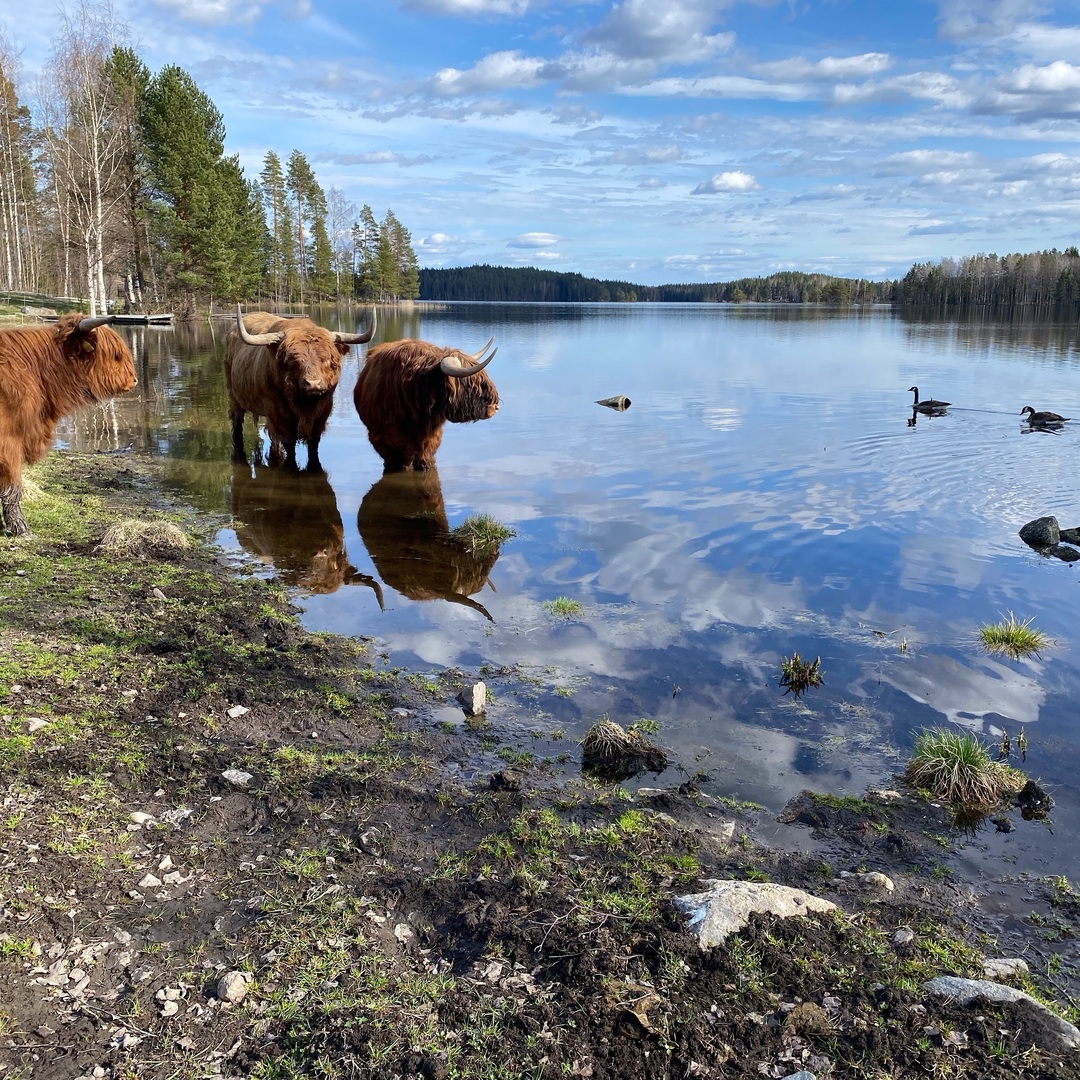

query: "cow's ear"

left=81, top=339, right=95, bottom=354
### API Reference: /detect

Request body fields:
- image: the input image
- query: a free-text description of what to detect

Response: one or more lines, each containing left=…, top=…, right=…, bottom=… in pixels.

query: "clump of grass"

left=544, top=596, right=584, bottom=618
left=778, top=652, right=823, bottom=700
left=97, top=518, right=190, bottom=559
left=451, top=513, right=515, bottom=553
left=581, top=717, right=668, bottom=781
left=905, top=728, right=1027, bottom=810
left=979, top=612, right=1050, bottom=659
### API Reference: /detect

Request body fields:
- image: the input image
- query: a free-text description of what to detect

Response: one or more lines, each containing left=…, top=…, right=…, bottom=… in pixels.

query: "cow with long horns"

left=225, top=307, right=376, bottom=470
left=353, top=334, right=499, bottom=471
left=0, top=314, right=137, bottom=536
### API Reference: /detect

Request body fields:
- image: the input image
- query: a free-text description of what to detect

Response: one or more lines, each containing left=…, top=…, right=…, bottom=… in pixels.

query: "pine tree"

left=375, top=213, right=398, bottom=301
left=286, top=149, right=315, bottom=302
left=141, top=64, right=225, bottom=318
left=353, top=204, right=378, bottom=299
left=386, top=210, right=419, bottom=300
left=260, top=150, right=294, bottom=303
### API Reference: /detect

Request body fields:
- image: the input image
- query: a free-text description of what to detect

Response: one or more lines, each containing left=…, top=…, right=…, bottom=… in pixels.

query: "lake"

left=60, top=303, right=1080, bottom=885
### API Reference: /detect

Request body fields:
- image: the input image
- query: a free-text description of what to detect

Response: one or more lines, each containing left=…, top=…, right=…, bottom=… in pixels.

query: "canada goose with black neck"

left=909, top=386, right=951, bottom=412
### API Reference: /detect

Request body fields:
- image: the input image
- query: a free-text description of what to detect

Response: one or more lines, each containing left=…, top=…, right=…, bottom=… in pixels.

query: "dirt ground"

left=2, top=451, right=1080, bottom=1080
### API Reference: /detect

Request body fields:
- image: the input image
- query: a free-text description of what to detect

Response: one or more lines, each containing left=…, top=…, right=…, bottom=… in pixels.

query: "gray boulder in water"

left=1019, top=516, right=1060, bottom=548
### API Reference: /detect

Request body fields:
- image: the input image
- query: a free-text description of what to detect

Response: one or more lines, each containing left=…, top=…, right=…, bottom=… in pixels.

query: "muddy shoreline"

left=1, top=450, right=1079, bottom=1079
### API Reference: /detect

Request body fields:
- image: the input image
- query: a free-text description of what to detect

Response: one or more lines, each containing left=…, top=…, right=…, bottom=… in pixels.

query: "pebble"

left=221, top=769, right=254, bottom=787
left=217, top=970, right=250, bottom=1004
left=984, top=957, right=1030, bottom=980
left=138, top=874, right=162, bottom=889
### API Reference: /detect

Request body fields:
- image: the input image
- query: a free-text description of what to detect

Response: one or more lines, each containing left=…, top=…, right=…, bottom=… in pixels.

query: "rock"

left=1059, top=526, right=1080, bottom=545
left=457, top=681, right=486, bottom=716
left=216, top=970, right=249, bottom=1004
left=129, top=812, right=156, bottom=827
left=893, top=928, right=915, bottom=949
left=26, top=717, right=49, bottom=732
left=984, top=958, right=1029, bottom=980
left=1019, top=516, right=1060, bottom=548
left=1049, top=544, right=1080, bottom=562
left=924, top=976, right=1080, bottom=1052
left=221, top=769, right=254, bottom=788
left=137, top=874, right=162, bottom=889
left=674, top=879, right=836, bottom=948
left=840, top=870, right=894, bottom=892
left=596, top=395, right=631, bottom=410
left=227, top=704, right=249, bottom=718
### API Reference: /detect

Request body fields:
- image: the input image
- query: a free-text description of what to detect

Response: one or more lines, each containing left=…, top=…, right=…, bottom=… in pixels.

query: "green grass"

left=979, top=612, right=1051, bottom=659
left=451, top=514, right=516, bottom=552
left=905, top=727, right=1027, bottom=810
left=543, top=596, right=584, bottom=618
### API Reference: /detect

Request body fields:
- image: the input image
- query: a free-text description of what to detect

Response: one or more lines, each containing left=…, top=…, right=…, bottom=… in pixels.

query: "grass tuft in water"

left=451, top=514, right=516, bottom=553
left=905, top=728, right=1027, bottom=810
left=543, top=596, right=584, bottom=618
left=978, top=613, right=1050, bottom=659
left=778, top=652, right=823, bottom=700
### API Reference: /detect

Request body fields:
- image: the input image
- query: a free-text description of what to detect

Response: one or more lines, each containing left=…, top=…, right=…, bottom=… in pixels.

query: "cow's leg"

left=0, top=484, right=29, bottom=537
left=230, top=410, right=248, bottom=464
left=305, top=434, right=324, bottom=474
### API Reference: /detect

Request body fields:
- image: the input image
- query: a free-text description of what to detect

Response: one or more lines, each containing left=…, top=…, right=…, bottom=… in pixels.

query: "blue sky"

left=6, top=0, right=1080, bottom=284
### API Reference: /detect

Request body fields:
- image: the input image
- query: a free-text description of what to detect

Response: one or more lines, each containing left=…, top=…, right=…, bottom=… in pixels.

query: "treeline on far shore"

left=419, top=248, right=1080, bottom=311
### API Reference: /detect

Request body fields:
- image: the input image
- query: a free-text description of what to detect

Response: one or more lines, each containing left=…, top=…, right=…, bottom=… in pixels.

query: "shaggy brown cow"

left=356, top=469, right=503, bottom=619
left=353, top=335, right=498, bottom=471
left=0, top=314, right=137, bottom=536
left=225, top=307, right=376, bottom=470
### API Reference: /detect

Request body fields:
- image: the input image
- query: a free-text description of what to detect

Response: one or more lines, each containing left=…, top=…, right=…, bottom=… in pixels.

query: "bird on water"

left=1020, top=406, right=1070, bottom=425
left=908, top=386, right=951, bottom=412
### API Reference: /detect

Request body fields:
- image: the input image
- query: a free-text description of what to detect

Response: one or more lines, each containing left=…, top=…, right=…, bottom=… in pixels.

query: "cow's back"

left=224, top=312, right=291, bottom=412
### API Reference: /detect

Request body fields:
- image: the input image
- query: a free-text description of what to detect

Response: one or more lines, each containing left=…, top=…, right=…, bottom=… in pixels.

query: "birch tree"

left=0, top=33, right=38, bottom=293
left=38, top=2, right=133, bottom=314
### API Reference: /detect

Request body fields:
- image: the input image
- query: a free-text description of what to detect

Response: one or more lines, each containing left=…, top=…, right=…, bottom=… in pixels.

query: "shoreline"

left=1, top=450, right=1078, bottom=1079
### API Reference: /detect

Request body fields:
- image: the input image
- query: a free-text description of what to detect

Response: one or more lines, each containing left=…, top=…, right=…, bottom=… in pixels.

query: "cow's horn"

left=441, top=337, right=497, bottom=378
left=77, top=315, right=116, bottom=331
left=332, top=307, right=377, bottom=345
left=236, top=304, right=285, bottom=346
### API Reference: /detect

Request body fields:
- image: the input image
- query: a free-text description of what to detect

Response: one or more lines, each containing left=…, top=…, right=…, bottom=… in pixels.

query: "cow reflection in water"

left=230, top=463, right=362, bottom=596
left=357, top=469, right=501, bottom=619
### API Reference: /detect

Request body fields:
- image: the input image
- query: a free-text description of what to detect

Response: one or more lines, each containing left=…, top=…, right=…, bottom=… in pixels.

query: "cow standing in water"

left=225, top=307, right=376, bottom=471
left=0, top=314, right=137, bottom=536
left=353, top=335, right=499, bottom=471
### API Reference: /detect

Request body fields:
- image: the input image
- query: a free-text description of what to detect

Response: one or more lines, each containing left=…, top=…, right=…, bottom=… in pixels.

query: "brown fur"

left=224, top=313, right=351, bottom=470
left=0, top=314, right=137, bottom=536
left=353, top=338, right=499, bottom=471
left=356, top=468, right=500, bottom=618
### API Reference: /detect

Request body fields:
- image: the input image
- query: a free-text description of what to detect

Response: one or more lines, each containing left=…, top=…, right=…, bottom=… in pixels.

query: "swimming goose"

left=908, top=386, right=951, bottom=412
left=1021, top=406, right=1070, bottom=425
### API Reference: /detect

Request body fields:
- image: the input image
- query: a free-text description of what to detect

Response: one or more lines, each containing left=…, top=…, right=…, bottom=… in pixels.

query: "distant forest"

left=420, top=250, right=1080, bottom=310
left=418, top=265, right=895, bottom=304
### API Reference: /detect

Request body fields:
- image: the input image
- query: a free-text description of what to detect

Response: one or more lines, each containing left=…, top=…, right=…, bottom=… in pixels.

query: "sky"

left=4, top=0, right=1080, bottom=285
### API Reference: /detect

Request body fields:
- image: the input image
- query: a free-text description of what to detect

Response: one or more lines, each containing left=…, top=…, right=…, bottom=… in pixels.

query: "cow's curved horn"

left=77, top=315, right=116, bottom=331
left=441, top=338, right=497, bottom=378
left=236, top=304, right=284, bottom=347
left=332, top=307, right=377, bottom=345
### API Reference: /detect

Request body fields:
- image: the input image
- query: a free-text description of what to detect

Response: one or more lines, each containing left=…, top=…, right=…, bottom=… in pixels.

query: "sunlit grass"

left=451, top=514, right=515, bottom=553
left=778, top=652, right=823, bottom=700
left=543, top=596, right=584, bottom=618
left=979, top=613, right=1050, bottom=659
left=905, top=728, right=1027, bottom=810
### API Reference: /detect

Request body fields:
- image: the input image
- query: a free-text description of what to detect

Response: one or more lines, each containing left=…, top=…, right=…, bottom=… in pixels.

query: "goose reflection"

left=356, top=468, right=502, bottom=620
left=230, top=462, right=356, bottom=595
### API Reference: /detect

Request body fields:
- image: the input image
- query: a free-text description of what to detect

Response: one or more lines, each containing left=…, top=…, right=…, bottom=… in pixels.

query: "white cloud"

left=582, top=0, right=736, bottom=64
left=508, top=232, right=560, bottom=248
left=404, top=0, right=529, bottom=14
left=756, top=53, right=893, bottom=81
left=432, top=50, right=547, bottom=95
left=315, top=151, right=435, bottom=167
left=625, top=74, right=811, bottom=101
left=692, top=171, right=758, bottom=194
left=149, top=0, right=261, bottom=24
left=874, top=149, right=983, bottom=176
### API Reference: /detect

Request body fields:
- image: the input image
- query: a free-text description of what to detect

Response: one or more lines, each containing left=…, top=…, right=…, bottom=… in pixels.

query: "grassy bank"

left=1, top=451, right=1078, bottom=1079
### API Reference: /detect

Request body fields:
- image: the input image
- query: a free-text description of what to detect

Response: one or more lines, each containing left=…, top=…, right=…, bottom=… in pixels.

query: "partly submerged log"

left=596, top=395, right=631, bottom=411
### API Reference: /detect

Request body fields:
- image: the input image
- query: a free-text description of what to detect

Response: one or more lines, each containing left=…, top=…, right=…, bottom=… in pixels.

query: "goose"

left=1021, top=406, right=1070, bottom=425
left=908, top=386, right=951, bottom=412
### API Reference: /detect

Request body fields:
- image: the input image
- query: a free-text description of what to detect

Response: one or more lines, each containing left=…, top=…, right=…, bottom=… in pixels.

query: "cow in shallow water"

left=225, top=307, right=376, bottom=470
left=353, top=335, right=498, bottom=471
left=0, top=314, right=137, bottom=536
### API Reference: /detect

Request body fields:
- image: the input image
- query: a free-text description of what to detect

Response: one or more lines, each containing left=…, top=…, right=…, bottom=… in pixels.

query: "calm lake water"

left=60, top=303, right=1080, bottom=883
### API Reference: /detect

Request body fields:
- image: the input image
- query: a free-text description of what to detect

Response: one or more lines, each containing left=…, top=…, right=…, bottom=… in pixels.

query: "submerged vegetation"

left=543, top=595, right=584, bottom=618
left=905, top=728, right=1028, bottom=811
left=979, top=612, right=1051, bottom=659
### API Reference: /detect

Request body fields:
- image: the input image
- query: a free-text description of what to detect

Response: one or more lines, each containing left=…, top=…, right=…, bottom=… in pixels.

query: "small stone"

left=394, top=923, right=417, bottom=946
left=161, top=999, right=179, bottom=1017
left=138, top=874, right=162, bottom=889
left=457, top=681, right=486, bottom=716
left=121, top=689, right=138, bottom=699
left=157, top=856, right=175, bottom=872
left=216, top=970, right=250, bottom=1004
left=129, top=812, right=156, bottom=826
left=221, top=769, right=254, bottom=788
left=151, top=587, right=167, bottom=601
left=893, top=928, right=915, bottom=949
left=227, top=704, right=249, bottom=718
left=1019, top=516, right=1060, bottom=548
left=984, top=958, right=1030, bottom=980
